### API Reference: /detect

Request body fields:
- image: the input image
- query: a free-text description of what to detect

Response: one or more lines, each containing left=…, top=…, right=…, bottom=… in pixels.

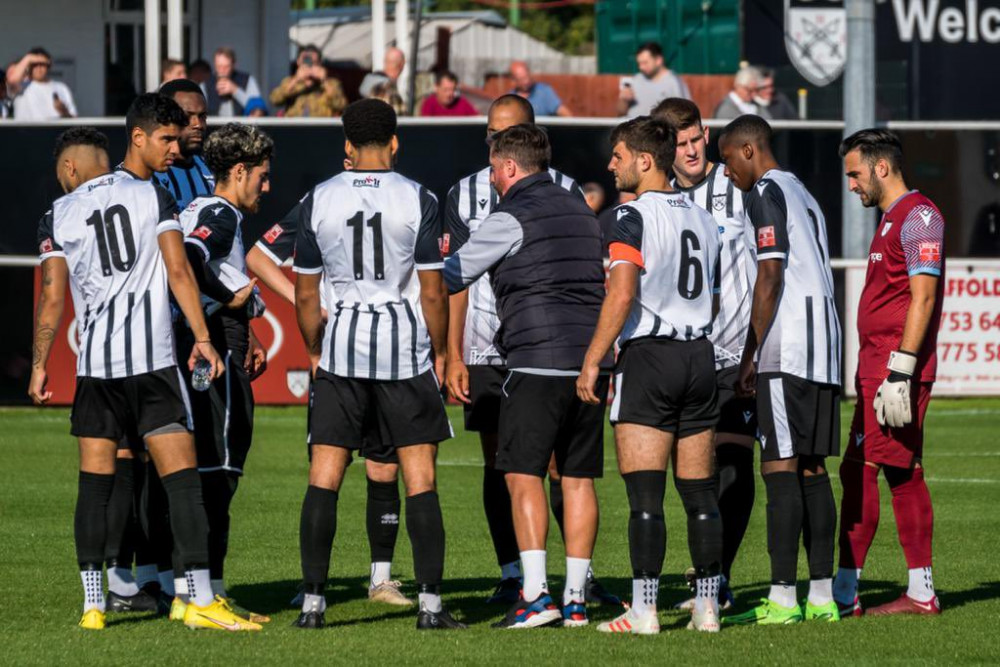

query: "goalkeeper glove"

left=873, top=350, right=916, bottom=428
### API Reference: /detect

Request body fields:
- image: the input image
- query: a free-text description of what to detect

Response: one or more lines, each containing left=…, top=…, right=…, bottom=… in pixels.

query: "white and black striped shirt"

left=154, top=155, right=215, bottom=209
left=37, top=172, right=182, bottom=379
left=673, top=163, right=756, bottom=369
left=294, top=171, right=443, bottom=380
left=445, top=166, right=582, bottom=366
left=608, top=191, right=720, bottom=343
left=745, top=169, right=841, bottom=385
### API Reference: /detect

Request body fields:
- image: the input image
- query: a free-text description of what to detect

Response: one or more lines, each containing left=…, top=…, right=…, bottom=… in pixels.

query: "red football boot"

left=866, top=594, right=941, bottom=616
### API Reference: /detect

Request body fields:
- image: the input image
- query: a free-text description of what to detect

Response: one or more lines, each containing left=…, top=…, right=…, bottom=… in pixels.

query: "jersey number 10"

left=86, top=205, right=136, bottom=277
left=347, top=211, right=385, bottom=281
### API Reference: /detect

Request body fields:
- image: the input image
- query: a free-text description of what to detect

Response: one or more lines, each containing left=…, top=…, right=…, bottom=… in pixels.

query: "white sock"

left=210, top=579, right=226, bottom=598
left=81, top=570, right=105, bottom=612
left=174, top=576, right=189, bottom=602
left=564, top=557, right=590, bottom=605
left=768, top=584, right=797, bottom=609
left=520, top=550, right=548, bottom=602
left=107, top=566, right=140, bottom=596
left=694, top=575, right=721, bottom=615
left=907, top=567, right=935, bottom=602
left=302, top=592, right=326, bottom=613
left=631, top=577, right=659, bottom=616
left=187, top=569, right=213, bottom=607
left=418, top=592, right=442, bottom=613
left=833, top=567, right=861, bottom=605
left=808, top=578, right=833, bottom=606
left=500, top=561, right=522, bottom=581
left=158, top=570, right=175, bottom=596
left=370, top=562, right=392, bottom=588
left=135, top=564, right=158, bottom=588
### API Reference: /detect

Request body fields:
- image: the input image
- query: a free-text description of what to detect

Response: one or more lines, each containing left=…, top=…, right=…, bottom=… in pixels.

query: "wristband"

left=886, top=350, right=917, bottom=381
left=195, top=339, right=211, bottom=344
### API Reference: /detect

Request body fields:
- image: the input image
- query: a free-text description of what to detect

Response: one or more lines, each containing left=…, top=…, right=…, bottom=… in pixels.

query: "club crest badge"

left=785, top=0, right=847, bottom=86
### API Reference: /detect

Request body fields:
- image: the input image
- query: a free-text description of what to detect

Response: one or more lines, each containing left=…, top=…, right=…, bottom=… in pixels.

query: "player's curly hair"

left=610, top=116, right=676, bottom=172
left=342, top=98, right=397, bottom=148
left=202, top=122, right=274, bottom=183
left=52, top=126, right=108, bottom=159
left=839, top=128, right=903, bottom=174
left=125, top=93, right=188, bottom=137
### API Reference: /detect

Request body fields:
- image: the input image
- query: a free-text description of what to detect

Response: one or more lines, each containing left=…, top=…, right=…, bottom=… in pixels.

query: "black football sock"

left=549, top=478, right=566, bottom=539
left=142, top=468, right=175, bottom=582
left=76, top=471, right=116, bottom=569
left=160, top=468, right=210, bottom=571
left=675, top=477, right=723, bottom=578
left=406, top=491, right=445, bottom=589
left=103, top=457, right=135, bottom=568
left=801, top=471, right=837, bottom=580
left=623, top=470, right=667, bottom=578
left=200, top=470, right=239, bottom=582
left=366, top=477, right=401, bottom=566
left=483, top=466, right=519, bottom=569
left=763, top=471, right=803, bottom=585
left=300, top=485, right=339, bottom=593
left=716, top=443, right=755, bottom=581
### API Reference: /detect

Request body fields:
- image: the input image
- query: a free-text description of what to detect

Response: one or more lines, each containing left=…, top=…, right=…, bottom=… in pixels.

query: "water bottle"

left=192, top=359, right=213, bottom=392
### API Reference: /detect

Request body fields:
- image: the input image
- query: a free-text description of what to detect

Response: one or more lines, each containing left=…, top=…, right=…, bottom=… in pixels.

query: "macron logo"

left=756, top=181, right=768, bottom=197
left=919, top=209, right=933, bottom=227
left=742, top=410, right=753, bottom=424
left=211, top=206, right=225, bottom=217
left=855, top=433, right=864, bottom=447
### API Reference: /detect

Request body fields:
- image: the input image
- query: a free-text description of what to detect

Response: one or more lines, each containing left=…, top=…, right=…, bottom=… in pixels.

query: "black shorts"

left=309, top=368, right=452, bottom=459
left=496, top=372, right=608, bottom=479
left=756, top=372, right=840, bottom=462
left=463, top=365, right=506, bottom=433
left=305, top=378, right=398, bottom=464
left=71, top=367, right=192, bottom=442
left=715, top=366, right=758, bottom=438
left=180, top=351, right=255, bottom=475
left=610, top=337, right=719, bottom=437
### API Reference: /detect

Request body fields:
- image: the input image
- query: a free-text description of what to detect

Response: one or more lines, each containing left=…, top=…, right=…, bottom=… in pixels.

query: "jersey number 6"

left=678, top=229, right=704, bottom=300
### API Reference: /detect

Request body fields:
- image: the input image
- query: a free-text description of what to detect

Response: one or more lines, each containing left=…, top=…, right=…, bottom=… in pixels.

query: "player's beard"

left=614, top=163, right=640, bottom=193
left=861, top=177, right=882, bottom=208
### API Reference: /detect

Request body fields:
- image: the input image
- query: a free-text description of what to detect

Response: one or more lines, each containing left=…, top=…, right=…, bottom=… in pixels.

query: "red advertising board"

left=33, top=266, right=312, bottom=405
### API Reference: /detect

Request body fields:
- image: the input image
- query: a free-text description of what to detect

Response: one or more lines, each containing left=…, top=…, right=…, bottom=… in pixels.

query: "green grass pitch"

left=1, top=399, right=998, bottom=664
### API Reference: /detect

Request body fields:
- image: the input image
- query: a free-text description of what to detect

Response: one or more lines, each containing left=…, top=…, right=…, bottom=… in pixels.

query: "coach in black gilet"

left=444, top=124, right=610, bottom=628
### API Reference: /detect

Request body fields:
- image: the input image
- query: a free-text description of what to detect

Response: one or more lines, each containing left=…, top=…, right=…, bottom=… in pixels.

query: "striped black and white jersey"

left=608, top=191, right=720, bottom=343
left=294, top=170, right=443, bottom=380
left=745, top=169, right=840, bottom=385
left=154, top=155, right=215, bottom=209
left=445, top=166, right=583, bottom=366
left=673, top=163, right=756, bottom=369
left=256, top=200, right=335, bottom=311
left=37, top=172, right=182, bottom=379
left=181, top=196, right=248, bottom=296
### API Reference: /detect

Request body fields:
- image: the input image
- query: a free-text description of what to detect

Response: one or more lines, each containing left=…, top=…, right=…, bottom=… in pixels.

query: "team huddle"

left=29, top=81, right=946, bottom=634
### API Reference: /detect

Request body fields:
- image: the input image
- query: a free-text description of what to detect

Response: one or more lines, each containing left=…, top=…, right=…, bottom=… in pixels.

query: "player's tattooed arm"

left=295, top=271, right=324, bottom=374
left=29, top=257, right=68, bottom=404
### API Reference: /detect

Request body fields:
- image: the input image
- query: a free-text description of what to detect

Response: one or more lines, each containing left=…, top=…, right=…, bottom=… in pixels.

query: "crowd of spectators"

left=2, top=40, right=799, bottom=122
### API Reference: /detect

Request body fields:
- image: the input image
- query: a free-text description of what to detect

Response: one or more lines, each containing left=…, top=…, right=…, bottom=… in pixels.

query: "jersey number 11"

left=347, top=211, right=385, bottom=281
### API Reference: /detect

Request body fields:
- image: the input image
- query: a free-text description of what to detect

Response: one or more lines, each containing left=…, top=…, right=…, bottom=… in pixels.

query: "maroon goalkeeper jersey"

left=857, top=190, right=945, bottom=383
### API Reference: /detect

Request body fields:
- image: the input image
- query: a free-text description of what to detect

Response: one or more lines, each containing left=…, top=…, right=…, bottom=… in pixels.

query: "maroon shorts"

left=846, top=379, right=933, bottom=469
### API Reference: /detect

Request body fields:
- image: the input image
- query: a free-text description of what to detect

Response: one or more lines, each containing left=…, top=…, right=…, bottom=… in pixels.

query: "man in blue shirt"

left=509, top=61, right=571, bottom=117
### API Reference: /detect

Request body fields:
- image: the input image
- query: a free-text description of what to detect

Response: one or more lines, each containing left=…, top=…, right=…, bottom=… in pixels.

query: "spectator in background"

left=0, top=73, right=12, bottom=118
left=582, top=182, right=605, bottom=214
left=269, top=44, right=346, bottom=117
left=370, top=81, right=406, bottom=116
left=5, top=47, right=76, bottom=119
left=204, top=46, right=261, bottom=117
left=189, top=58, right=212, bottom=86
left=420, top=70, right=477, bottom=117
left=360, top=46, right=407, bottom=99
left=509, top=60, right=571, bottom=117
left=245, top=97, right=268, bottom=117
left=617, top=42, right=690, bottom=117
left=713, top=65, right=763, bottom=119
left=162, top=58, right=186, bottom=84
left=754, top=67, right=798, bottom=120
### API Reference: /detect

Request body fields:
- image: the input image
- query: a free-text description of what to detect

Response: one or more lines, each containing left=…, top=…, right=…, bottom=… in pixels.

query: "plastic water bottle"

left=192, top=359, right=213, bottom=392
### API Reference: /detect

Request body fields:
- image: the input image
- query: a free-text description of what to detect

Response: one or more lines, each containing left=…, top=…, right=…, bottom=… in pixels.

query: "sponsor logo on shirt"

left=263, top=224, right=283, bottom=244
left=439, top=233, right=451, bottom=256
left=919, top=241, right=941, bottom=263
left=757, top=225, right=776, bottom=249
left=352, top=175, right=380, bottom=188
left=191, top=226, right=212, bottom=240
left=869, top=252, right=883, bottom=262
left=40, top=237, right=53, bottom=254
left=186, top=201, right=199, bottom=211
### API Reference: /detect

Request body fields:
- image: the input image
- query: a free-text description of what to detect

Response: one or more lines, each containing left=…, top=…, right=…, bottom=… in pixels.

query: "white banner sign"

left=844, top=260, right=1000, bottom=396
